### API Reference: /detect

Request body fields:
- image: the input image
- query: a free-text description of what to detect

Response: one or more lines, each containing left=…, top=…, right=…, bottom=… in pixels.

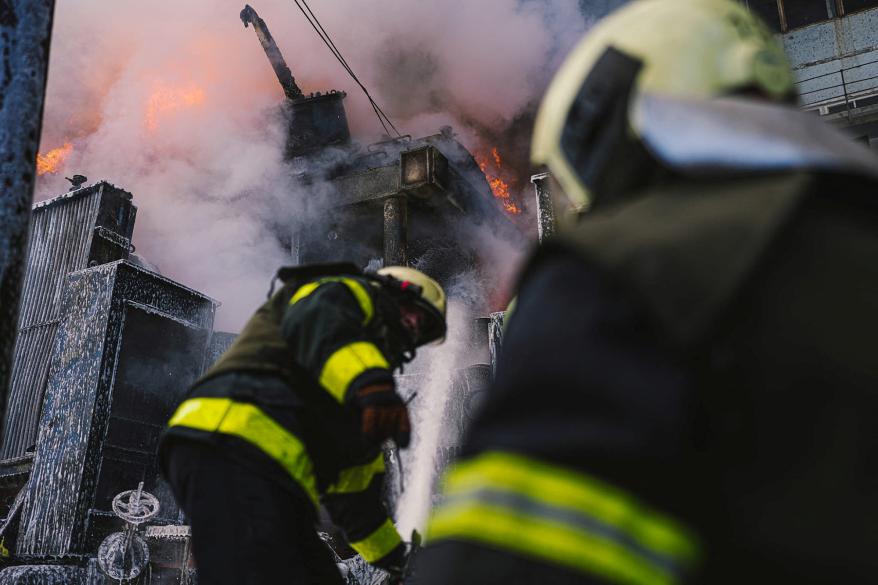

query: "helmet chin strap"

left=373, top=298, right=419, bottom=372
left=392, top=320, right=419, bottom=370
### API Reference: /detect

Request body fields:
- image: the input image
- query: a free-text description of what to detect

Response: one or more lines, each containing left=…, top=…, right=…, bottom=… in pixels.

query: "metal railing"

left=795, top=56, right=878, bottom=120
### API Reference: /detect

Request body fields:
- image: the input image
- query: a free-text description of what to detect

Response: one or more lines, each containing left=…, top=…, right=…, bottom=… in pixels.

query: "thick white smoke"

left=394, top=296, right=473, bottom=538
left=36, top=0, right=590, bottom=329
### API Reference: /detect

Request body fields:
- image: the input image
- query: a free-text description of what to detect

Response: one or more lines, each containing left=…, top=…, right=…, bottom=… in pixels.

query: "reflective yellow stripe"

left=427, top=452, right=699, bottom=585
left=289, top=277, right=374, bottom=324
left=350, top=518, right=402, bottom=563
left=168, top=398, right=319, bottom=506
left=319, top=341, right=389, bottom=403
left=328, top=454, right=385, bottom=494
left=444, top=453, right=697, bottom=560
left=430, top=499, right=672, bottom=585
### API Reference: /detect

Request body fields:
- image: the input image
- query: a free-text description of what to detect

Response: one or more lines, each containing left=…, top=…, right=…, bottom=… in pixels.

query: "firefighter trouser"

left=164, top=439, right=345, bottom=585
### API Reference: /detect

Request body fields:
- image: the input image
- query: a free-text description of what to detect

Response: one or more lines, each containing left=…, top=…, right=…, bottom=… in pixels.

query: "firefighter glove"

left=353, top=383, right=411, bottom=448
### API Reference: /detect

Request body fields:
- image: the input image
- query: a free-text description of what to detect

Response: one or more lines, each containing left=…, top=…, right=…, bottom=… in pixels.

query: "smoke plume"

left=35, top=0, right=602, bottom=329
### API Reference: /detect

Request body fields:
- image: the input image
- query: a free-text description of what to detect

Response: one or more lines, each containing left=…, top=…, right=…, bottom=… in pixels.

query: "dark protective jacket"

left=417, top=170, right=878, bottom=584
left=160, top=264, right=405, bottom=566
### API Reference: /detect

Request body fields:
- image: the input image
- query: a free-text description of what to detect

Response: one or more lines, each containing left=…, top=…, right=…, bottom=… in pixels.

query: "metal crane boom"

left=240, top=4, right=304, bottom=101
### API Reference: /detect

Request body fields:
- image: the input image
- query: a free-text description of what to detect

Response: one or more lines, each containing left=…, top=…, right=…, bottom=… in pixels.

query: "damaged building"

left=742, top=0, right=878, bottom=146
left=0, top=6, right=520, bottom=584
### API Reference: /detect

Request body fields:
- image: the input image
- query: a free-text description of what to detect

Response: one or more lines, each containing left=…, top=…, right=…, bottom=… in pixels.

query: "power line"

left=291, top=0, right=403, bottom=138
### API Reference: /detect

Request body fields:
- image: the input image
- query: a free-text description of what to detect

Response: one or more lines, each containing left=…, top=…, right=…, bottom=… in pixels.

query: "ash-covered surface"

left=488, top=311, right=506, bottom=375
left=0, top=565, right=88, bottom=585
left=144, top=524, right=195, bottom=584
left=531, top=172, right=557, bottom=243
left=1, top=182, right=135, bottom=460
left=0, top=558, right=135, bottom=585
left=17, top=261, right=215, bottom=557
left=17, top=264, right=116, bottom=556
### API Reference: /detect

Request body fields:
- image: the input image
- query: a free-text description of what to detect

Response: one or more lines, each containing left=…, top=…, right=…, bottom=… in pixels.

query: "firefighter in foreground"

left=159, top=264, right=446, bottom=584
left=416, top=0, right=878, bottom=583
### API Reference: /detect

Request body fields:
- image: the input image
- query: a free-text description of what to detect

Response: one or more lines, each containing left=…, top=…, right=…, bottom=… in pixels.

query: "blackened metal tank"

left=286, top=90, right=351, bottom=158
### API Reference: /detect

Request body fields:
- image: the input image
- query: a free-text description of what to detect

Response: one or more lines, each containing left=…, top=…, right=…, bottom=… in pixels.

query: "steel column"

left=531, top=172, right=557, bottom=243
left=383, top=195, right=408, bottom=266
left=0, top=0, right=56, bottom=436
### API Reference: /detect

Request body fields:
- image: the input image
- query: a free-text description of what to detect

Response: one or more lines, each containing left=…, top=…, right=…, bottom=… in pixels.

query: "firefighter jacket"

left=418, top=170, right=878, bottom=584
left=160, top=264, right=405, bottom=567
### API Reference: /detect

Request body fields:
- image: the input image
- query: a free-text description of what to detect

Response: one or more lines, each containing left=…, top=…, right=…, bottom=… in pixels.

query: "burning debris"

left=144, top=82, right=206, bottom=132
left=35, top=143, right=73, bottom=175
left=476, top=147, right=521, bottom=215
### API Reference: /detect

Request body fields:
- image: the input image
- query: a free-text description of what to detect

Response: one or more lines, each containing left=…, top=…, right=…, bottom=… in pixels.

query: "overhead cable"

left=291, top=0, right=403, bottom=138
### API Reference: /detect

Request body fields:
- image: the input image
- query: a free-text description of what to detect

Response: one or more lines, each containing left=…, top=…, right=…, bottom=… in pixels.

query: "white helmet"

left=531, top=0, right=794, bottom=211
left=377, top=266, right=447, bottom=344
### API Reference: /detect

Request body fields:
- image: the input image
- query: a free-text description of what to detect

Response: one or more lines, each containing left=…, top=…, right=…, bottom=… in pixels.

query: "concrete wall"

left=783, top=7, right=878, bottom=108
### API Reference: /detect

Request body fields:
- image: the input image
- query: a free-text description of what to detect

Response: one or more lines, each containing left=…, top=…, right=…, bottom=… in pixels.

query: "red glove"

left=353, top=383, right=411, bottom=448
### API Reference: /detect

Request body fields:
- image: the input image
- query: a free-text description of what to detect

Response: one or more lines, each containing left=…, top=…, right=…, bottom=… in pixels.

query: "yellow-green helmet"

left=531, top=0, right=795, bottom=210
left=377, top=266, right=447, bottom=344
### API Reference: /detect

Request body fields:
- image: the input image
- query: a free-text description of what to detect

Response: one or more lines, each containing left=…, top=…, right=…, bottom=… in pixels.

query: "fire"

left=144, top=83, right=206, bottom=131
left=36, top=143, right=74, bottom=176
left=476, top=147, right=521, bottom=215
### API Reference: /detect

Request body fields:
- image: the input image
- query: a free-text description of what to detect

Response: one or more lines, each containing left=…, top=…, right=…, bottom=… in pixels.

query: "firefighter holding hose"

left=159, top=263, right=446, bottom=584
left=416, top=0, right=878, bottom=583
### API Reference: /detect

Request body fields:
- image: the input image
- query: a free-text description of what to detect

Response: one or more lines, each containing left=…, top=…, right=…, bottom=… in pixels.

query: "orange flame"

left=476, top=147, right=521, bottom=215
left=144, top=83, right=206, bottom=131
left=36, top=142, right=74, bottom=176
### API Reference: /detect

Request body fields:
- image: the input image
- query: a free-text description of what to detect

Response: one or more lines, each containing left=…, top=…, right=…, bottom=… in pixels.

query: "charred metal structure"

left=241, top=5, right=351, bottom=158
left=531, top=172, right=557, bottom=243
left=0, top=185, right=217, bottom=584
left=0, top=7, right=516, bottom=584
left=241, top=4, right=518, bottom=281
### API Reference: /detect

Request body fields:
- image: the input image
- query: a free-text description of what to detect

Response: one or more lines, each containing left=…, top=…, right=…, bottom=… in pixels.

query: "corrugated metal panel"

left=0, top=187, right=102, bottom=459
left=18, top=188, right=101, bottom=328
left=0, top=324, right=59, bottom=457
